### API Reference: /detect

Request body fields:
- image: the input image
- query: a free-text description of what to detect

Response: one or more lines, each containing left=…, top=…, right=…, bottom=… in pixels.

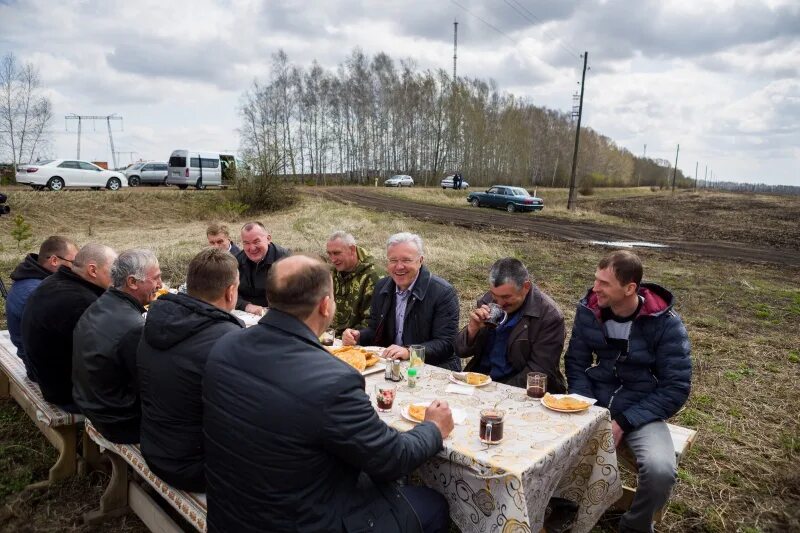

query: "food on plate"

left=542, top=393, right=590, bottom=411
left=466, top=372, right=489, bottom=385
left=154, top=287, right=170, bottom=299
left=408, top=404, right=427, bottom=422
left=328, top=346, right=380, bottom=372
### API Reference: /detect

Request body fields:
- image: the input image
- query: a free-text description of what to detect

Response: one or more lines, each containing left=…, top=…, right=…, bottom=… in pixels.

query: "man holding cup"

left=455, top=258, right=566, bottom=392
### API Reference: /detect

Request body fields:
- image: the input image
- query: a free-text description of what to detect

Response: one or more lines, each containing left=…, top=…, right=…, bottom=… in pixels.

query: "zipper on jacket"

left=607, top=384, right=624, bottom=411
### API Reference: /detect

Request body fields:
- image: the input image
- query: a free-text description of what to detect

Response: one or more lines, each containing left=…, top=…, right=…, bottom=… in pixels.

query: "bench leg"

left=79, top=430, right=105, bottom=476
left=26, top=423, right=78, bottom=489
left=84, top=452, right=130, bottom=525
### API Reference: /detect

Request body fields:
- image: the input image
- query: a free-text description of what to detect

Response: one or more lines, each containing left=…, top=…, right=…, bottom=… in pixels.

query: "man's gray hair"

left=72, top=243, right=115, bottom=270
left=489, top=258, right=531, bottom=289
left=111, top=249, right=159, bottom=289
left=328, top=230, right=356, bottom=246
left=386, top=232, right=423, bottom=256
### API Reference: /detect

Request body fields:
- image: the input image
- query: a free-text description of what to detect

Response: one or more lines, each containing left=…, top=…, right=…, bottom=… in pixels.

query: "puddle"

left=588, top=240, right=668, bottom=249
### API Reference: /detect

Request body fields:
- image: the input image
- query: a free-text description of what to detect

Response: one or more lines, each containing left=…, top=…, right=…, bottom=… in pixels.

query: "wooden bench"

left=83, top=420, right=208, bottom=532
left=0, top=330, right=85, bottom=488
left=612, top=422, right=698, bottom=523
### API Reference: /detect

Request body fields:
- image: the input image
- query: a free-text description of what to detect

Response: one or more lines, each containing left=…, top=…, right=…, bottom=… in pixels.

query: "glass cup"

left=526, top=372, right=547, bottom=399
left=479, top=408, right=505, bottom=444
left=409, top=345, right=425, bottom=369
left=484, top=303, right=508, bottom=329
left=320, top=329, right=336, bottom=347
left=375, top=384, right=397, bottom=412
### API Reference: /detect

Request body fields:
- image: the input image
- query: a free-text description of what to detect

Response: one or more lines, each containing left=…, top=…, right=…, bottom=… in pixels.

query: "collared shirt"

left=393, top=275, right=419, bottom=346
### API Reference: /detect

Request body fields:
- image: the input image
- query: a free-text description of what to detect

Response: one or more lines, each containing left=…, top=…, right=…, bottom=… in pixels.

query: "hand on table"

left=383, top=345, right=410, bottom=360
left=342, top=328, right=360, bottom=346
left=425, top=399, right=454, bottom=440
left=466, top=305, right=492, bottom=341
left=611, top=420, right=625, bottom=448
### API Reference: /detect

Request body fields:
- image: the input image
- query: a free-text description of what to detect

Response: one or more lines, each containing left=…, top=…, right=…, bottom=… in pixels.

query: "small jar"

left=391, top=359, right=402, bottom=382
left=407, top=367, right=418, bottom=388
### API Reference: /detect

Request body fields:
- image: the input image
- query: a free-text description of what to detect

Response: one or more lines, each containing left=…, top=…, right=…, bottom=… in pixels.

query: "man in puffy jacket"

left=137, top=248, right=243, bottom=491
left=565, top=250, right=692, bottom=533
left=342, top=232, right=460, bottom=370
left=7, top=236, right=77, bottom=369
left=235, top=221, right=290, bottom=315
left=204, top=255, right=453, bottom=532
left=326, top=230, right=380, bottom=335
left=73, top=249, right=162, bottom=443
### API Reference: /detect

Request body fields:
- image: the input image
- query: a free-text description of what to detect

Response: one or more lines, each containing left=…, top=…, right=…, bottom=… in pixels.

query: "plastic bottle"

left=407, top=367, right=418, bottom=388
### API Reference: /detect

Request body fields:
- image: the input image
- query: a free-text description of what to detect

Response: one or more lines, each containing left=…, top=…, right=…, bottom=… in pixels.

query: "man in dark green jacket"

left=326, top=231, right=380, bottom=335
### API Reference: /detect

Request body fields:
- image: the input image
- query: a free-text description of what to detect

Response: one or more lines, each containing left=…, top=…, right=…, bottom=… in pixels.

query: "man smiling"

left=235, top=221, right=290, bottom=315
left=326, top=231, right=379, bottom=335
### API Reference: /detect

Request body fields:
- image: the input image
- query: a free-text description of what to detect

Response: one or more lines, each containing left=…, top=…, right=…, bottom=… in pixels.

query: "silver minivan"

left=167, top=149, right=238, bottom=190
left=125, top=162, right=168, bottom=186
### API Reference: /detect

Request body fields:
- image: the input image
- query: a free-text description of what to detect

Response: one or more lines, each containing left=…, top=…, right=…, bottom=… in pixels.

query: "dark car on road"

left=466, top=185, right=544, bottom=213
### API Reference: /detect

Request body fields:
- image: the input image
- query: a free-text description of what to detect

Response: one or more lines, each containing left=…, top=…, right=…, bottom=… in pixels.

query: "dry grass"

left=1, top=188, right=799, bottom=532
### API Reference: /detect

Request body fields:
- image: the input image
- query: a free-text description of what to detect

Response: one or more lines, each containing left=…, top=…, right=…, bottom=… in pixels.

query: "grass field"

left=1, top=187, right=798, bottom=532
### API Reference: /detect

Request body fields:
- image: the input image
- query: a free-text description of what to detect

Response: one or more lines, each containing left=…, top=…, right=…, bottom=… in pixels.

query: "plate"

left=448, top=373, right=493, bottom=387
left=400, top=403, right=430, bottom=424
left=361, top=362, right=385, bottom=377
left=361, top=346, right=385, bottom=356
left=540, top=394, right=595, bottom=413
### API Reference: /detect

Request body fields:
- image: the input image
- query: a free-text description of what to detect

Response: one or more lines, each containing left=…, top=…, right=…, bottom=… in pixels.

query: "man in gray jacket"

left=73, top=249, right=162, bottom=443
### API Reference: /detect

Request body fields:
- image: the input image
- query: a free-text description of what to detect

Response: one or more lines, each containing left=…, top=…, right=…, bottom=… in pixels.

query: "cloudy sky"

left=1, top=0, right=798, bottom=185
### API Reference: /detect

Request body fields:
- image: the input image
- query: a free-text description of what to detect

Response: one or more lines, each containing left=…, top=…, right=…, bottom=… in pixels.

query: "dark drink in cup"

left=527, top=372, right=547, bottom=399
left=483, top=303, right=508, bottom=329
left=479, top=409, right=505, bottom=444
left=527, top=385, right=545, bottom=399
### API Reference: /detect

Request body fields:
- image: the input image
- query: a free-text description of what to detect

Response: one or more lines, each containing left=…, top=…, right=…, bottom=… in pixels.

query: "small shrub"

left=232, top=172, right=299, bottom=214
left=10, top=214, right=32, bottom=250
left=578, top=177, right=594, bottom=196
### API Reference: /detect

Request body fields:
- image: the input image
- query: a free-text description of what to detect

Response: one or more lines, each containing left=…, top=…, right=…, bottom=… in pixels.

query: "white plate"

left=540, top=394, right=596, bottom=413
left=400, top=403, right=430, bottom=424
left=448, top=373, right=493, bottom=387
left=361, top=362, right=385, bottom=377
left=360, top=346, right=385, bottom=356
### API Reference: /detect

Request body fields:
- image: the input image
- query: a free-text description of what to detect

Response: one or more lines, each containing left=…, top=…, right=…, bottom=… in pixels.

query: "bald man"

left=204, top=255, right=453, bottom=533
left=235, top=221, right=290, bottom=315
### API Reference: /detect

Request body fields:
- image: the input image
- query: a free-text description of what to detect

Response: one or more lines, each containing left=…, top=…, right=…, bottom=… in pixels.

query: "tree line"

left=239, top=48, right=692, bottom=189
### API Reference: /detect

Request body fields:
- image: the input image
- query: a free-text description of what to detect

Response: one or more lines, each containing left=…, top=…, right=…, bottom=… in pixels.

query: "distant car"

left=16, top=159, right=127, bottom=191
left=466, top=185, right=544, bottom=213
left=440, top=175, right=469, bottom=189
left=125, top=161, right=168, bottom=186
left=384, top=175, right=414, bottom=187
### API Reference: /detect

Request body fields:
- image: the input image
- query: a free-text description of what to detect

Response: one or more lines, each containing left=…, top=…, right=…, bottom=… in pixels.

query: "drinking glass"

left=375, top=384, right=397, bottom=412
left=409, top=345, right=425, bottom=371
left=526, top=372, right=547, bottom=399
left=479, top=408, right=505, bottom=444
left=484, top=303, right=508, bottom=329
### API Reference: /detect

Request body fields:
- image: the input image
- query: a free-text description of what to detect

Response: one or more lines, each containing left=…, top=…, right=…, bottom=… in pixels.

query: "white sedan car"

left=384, top=174, right=414, bottom=187
left=16, top=159, right=128, bottom=191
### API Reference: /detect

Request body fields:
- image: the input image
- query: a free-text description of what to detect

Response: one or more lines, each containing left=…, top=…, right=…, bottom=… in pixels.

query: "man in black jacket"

left=138, top=248, right=243, bottom=491
left=204, top=255, right=453, bottom=532
left=206, top=222, right=241, bottom=256
left=21, top=243, right=117, bottom=410
left=343, top=232, right=460, bottom=370
left=234, top=221, right=290, bottom=315
left=73, top=249, right=162, bottom=443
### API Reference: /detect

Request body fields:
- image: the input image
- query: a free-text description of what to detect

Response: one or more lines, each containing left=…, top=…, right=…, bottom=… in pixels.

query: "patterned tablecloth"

left=366, top=364, right=622, bottom=533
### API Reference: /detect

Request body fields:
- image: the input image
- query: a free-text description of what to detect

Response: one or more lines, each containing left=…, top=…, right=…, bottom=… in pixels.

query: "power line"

left=450, top=0, right=518, bottom=45
left=503, top=0, right=581, bottom=59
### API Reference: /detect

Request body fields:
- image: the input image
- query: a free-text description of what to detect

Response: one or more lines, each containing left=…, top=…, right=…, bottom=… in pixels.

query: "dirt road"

left=315, top=188, right=800, bottom=267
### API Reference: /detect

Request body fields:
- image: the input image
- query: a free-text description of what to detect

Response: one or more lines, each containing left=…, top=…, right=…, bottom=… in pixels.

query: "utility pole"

left=65, top=114, right=123, bottom=168
left=694, top=161, right=698, bottom=191
left=637, top=143, right=647, bottom=187
left=567, top=51, right=588, bottom=211
left=704, top=164, right=707, bottom=189
left=453, top=20, right=458, bottom=80
left=671, top=144, right=680, bottom=194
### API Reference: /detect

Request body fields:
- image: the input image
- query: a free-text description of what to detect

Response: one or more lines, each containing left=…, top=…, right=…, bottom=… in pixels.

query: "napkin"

left=450, top=407, right=467, bottom=425
left=445, top=383, right=475, bottom=396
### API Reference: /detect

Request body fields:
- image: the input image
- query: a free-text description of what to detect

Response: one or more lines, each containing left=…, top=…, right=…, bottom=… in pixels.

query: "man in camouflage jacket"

left=326, top=231, right=380, bottom=335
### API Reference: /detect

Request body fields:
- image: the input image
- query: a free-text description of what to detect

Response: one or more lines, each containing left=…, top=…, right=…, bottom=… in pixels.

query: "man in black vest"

left=204, top=255, right=453, bottom=532
left=234, top=221, right=290, bottom=315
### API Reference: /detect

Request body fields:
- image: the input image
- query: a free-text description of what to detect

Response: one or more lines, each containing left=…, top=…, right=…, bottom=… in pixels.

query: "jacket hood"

left=581, top=282, right=674, bottom=320
left=10, top=253, right=51, bottom=282
left=143, top=292, right=243, bottom=350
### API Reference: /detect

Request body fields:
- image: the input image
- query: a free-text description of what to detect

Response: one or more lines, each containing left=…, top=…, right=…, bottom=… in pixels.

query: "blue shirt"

left=478, top=310, right=522, bottom=380
left=393, top=276, right=419, bottom=346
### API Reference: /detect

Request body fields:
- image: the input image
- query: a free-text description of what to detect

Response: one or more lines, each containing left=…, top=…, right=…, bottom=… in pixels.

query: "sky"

left=1, top=0, right=798, bottom=186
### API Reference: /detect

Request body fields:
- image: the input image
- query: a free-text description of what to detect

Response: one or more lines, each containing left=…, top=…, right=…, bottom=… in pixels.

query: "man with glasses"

left=6, top=236, right=78, bottom=370
left=343, top=232, right=460, bottom=370
left=565, top=250, right=692, bottom=533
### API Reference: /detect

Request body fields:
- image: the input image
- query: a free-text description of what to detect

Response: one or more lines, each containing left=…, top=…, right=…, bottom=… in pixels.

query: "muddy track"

left=313, top=188, right=800, bottom=267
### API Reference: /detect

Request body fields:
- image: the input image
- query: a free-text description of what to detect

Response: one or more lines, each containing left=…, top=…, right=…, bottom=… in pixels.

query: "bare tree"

left=0, top=53, right=54, bottom=175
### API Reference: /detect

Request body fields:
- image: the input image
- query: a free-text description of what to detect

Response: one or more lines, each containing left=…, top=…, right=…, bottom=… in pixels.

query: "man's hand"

left=466, top=305, right=492, bottom=342
left=383, top=345, right=410, bottom=360
left=342, top=328, right=360, bottom=346
left=611, top=420, right=625, bottom=448
left=245, top=304, right=266, bottom=316
left=425, top=399, right=454, bottom=440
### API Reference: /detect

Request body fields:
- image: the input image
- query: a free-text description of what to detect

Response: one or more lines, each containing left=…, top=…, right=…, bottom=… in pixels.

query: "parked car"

left=440, top=175, right=470, bottom=189
left=384, top=174, right=414, bottom=187
left=466, top=185, right=544, bottom=213
left=16, top=159, right=128, bottom=191
left=125, top=161, right=168, bottom=186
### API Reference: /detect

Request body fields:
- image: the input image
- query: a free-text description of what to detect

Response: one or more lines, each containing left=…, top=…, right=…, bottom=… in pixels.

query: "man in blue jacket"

left=565, top=250, right=691, bottom=533
left=6, top=236, right=78, bottom=369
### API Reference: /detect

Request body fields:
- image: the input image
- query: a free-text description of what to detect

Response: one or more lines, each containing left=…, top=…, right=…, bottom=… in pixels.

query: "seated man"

left=73, top=249, right=162, bottom=443
left=21, top=244, right=117, bottom=410
left=7, top=236, right=78, bottom=370
left=455, top=258, right=566, bottom=392
left=565, top=250, right=692, bottom=533
left=204, top=255, right=452, bottom=533
left=206, top=222, right=241, bottom=256
left=137, top=248, right=244, bottom=491
left=343, top=233, right=460, bottom=371
left=235, top=221, right=290, bottom=315
left=326, top=230, right=380, bottom=335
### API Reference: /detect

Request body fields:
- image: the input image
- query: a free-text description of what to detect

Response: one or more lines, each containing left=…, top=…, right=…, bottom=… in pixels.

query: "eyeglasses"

left=54, top=255, right=73, bottom=264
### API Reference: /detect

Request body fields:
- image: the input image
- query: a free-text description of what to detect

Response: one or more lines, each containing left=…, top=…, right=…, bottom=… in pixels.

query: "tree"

left=0, top=53, right=54, bottom=176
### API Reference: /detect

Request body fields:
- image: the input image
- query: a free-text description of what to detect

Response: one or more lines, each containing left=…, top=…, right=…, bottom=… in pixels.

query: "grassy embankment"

left=0, top=187, right=798, bottom=532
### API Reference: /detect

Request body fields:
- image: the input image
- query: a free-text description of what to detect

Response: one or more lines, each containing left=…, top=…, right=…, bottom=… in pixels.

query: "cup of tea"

left=320, top=329, right=336, bottom=347
left=409, top=345, right=425, bottom=370
left=483, top=303, right=508, bottom=329
left=526, top=372, right=547, bottom=399
left=375, top=384, right=397, bottom=412
left=479, top=408, right=505, bottom=444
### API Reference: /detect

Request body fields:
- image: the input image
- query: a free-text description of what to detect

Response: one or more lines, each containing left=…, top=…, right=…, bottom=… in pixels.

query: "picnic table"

left=367, top=364, right=622, bottom=533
